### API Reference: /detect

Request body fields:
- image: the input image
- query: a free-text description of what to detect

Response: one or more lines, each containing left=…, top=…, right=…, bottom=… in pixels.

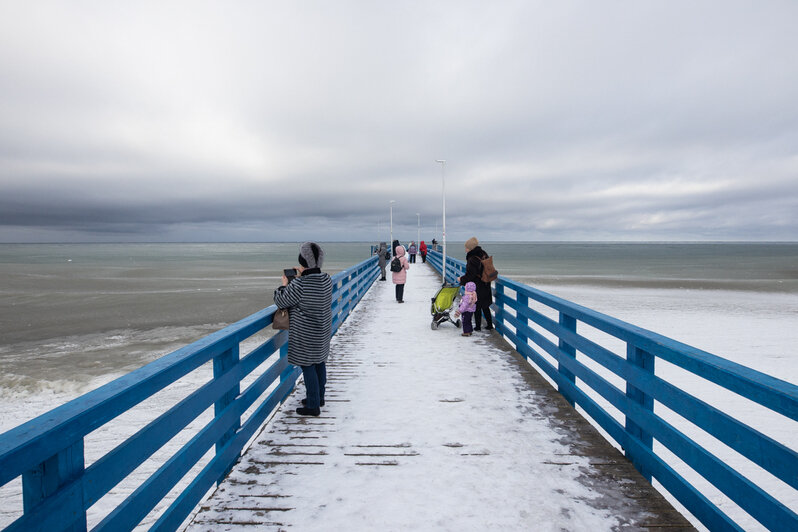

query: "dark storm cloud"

left=1, top=1, right=797, bottom=242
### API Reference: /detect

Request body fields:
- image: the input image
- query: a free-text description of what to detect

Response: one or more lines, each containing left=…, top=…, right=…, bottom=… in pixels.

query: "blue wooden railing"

left=0, top=255, right=379, bottom=532
left=427, top=249, right=798, bottom=532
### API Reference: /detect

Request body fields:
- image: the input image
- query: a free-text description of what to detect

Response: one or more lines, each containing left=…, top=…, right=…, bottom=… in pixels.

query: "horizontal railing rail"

left=427, top=249, right=798, bottom=532
left=0, top=254, right=380, bottom=532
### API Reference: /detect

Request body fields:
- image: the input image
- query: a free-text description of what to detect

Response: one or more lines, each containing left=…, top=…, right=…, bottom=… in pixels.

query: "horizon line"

left=2, top=240, right=797, bottom=245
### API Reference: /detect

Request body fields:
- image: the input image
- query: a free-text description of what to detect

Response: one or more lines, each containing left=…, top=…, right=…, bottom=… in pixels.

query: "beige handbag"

left=272, top=308, right=290, bottom=330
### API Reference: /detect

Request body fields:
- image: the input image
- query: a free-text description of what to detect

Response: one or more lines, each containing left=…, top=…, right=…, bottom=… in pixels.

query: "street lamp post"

left=435, top=160, right=446, bottom=284
left=389, top=200, right=395, bottom=252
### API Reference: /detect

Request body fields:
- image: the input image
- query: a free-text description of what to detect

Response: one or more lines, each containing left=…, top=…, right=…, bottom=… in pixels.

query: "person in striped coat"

left=274, top=242, right=333, bottom=416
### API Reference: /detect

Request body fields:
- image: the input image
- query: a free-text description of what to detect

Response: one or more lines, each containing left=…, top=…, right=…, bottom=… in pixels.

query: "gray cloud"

left=1, top=1, right=797, bottom=243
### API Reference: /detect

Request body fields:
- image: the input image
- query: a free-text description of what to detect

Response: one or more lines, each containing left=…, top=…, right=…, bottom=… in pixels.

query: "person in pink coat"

left=391, top=244, right=410, bottom=303
left=456, top=282, right=478, bottom=336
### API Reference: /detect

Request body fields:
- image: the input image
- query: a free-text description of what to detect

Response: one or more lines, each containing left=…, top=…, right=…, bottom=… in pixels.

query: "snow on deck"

left=187, top=263, right=692, bottom=531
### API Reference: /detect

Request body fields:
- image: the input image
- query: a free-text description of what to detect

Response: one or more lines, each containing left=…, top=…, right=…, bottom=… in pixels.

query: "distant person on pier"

left=274, top=242, right=332, bottom=416
left=431, top=238, right=437, bottom=248
left=408, top=241, right=417, bottom=263
left=419, top=240, right=428, bottom=263
left=376, top=242, right=389, bottom=281
left=458, top=237, right=493, bottom=331
left=391, top=244, right=410, bottom=303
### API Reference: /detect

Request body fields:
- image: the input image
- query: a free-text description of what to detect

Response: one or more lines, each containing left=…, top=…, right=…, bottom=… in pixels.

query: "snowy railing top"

left=426, top=249, right=798, bottom=532
left=0, top=255, right=379, bottom=532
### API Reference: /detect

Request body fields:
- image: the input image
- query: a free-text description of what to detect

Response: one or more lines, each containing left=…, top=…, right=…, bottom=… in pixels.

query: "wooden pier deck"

left=187, top=264, right=693, bottom=531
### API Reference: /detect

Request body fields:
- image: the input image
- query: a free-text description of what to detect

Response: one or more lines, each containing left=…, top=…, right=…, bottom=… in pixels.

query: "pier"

left=186, top=264, right=689, bottom=530
left=0, top=249, right=796, bottom=531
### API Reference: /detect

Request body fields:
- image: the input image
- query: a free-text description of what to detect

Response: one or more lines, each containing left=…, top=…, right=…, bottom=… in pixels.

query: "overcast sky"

left=1, top=1, right=796, bottom=243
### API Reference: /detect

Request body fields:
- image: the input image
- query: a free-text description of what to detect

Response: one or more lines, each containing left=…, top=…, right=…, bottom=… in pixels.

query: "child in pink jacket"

left=391, top=245, right=410, bottom=303
left=457, top=282, right=478, bottom=336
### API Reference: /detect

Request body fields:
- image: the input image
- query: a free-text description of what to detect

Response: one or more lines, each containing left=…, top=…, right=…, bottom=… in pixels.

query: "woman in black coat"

left=458, top=237, right=493, bottom=331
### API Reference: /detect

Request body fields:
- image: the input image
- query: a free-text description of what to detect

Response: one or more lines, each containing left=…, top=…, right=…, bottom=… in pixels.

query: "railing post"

left=493, top=283, right=505, bottom=334
left=558, top=313, right=577, bottom=406
left=279, top=341, right=292, bottom=392
left=345, top=273, right=354, bottom=314
left=515, top=291, right=528, bottom=357
left=22, top=440, right=87, bottom=531
left=625, top=344, right=654, bottom=481
left=213, top=343, right=240, bottom=483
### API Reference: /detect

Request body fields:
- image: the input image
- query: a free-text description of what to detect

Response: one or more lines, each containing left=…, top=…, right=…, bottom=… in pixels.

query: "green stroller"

left=430, top=284, right=462, bottom=330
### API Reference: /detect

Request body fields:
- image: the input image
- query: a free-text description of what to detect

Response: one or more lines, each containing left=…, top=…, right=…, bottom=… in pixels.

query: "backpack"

left=480, top=255, right=498, bottom=283
left=390, top=257, right=402, bottom=272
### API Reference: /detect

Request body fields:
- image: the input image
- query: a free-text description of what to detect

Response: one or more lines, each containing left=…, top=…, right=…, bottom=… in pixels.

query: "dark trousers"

left=395, top=283, right=404, bottom=301
left=421, top=252, right=426, bottom=263
left=474, top=300, right=493, bottom=330
left=301, top=362, right=326, bottom=409
left=462, top=311, right=474, bottom=333
left=409, top=254, right=416, bottom=263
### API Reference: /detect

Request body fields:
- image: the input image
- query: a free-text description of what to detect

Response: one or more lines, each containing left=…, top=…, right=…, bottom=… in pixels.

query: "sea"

left=1, top=241, right=796, bottom=530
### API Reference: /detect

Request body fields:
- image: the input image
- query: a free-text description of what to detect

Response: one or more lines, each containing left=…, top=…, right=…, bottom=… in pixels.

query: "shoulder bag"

left=272, top=308, right=290, bottom=330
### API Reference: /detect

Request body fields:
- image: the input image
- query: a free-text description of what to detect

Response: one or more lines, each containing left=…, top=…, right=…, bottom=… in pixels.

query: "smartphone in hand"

left=284, top=268, right=297, bottom=283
